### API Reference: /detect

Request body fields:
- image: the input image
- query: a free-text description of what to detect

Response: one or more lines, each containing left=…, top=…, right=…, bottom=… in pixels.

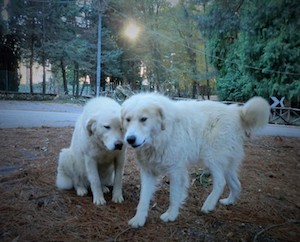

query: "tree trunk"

left=203, top=3, right=210, bottom=100
left=180, top=6, right=198, bottom=99
left=205, top=50, right=210, bottom=100
left=29, top=30, right=34, bottom=94
left=186, top=46, right=197, bottom=99
left=72, top=67, right=75, bottom=96
left=147, top=3, right=165, bottom=92
left=75, top=62, right=79, bottom=97
left=61, top=58, right=68, bottom=95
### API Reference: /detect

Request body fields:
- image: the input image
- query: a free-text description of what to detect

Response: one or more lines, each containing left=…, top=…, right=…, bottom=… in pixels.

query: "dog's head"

left=121, top=95, right=165, bottom=149
left=86, top=112, right=124, bottom=151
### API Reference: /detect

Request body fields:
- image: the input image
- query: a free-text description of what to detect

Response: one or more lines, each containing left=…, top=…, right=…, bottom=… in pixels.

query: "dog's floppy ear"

left=86, top=118, right=97, bottom=136
left=156, top=106, right=165, bottom=131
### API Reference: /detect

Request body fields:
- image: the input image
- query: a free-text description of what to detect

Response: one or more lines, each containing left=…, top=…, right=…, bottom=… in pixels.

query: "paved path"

left=255, top=124, right=300, bottom=137
left=0, top=100, right=299, bottom=137
left=0, top=110, right=80, bottom=128
left=0, top=100, right=82, bottom=128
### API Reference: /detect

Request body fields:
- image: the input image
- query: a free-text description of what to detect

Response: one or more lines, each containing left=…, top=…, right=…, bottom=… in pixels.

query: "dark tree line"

left=0, top=0, right=299, bottom=103
left=200, top=0, right=300, bottom=103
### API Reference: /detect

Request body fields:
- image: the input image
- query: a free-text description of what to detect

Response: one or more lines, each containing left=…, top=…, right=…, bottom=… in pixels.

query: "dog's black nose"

left=114, top=140, right=123, bottom=150
left=126, top=135, right=136, bottom=145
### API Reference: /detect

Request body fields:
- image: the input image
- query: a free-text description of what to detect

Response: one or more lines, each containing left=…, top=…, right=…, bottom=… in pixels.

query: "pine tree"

left=202, top=0, right=300, bottom=102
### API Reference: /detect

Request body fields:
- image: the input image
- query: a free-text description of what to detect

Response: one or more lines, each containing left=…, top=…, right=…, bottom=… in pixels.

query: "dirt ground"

left=0, top=127, right=299, bottom=242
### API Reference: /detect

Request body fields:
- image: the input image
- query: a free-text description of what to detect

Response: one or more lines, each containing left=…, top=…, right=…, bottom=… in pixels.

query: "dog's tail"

left=56, top=148, right=73, bottom=190
left=240, top=96, right=270, bottom=131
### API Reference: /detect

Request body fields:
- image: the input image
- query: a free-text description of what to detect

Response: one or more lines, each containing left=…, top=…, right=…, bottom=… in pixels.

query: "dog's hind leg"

left=56, top=170, right=73, bottom=190
left=74, top=178, right=88, bottom=196
left=219, top=166, right=241, bottom=206
left=56, top=149, right=73, bottom=190
left=75, top=186, right=88, bottom=196
left=160, top=168, right=189, bottom=222
left=201, top=162, right=226, bottom=213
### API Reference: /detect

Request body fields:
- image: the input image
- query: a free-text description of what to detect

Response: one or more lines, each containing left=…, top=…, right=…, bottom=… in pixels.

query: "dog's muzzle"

left=126, top=135, right=143, bottom=148
left=126, top=135, right=136, bottom=145
left=114, top=140, right=123, bottom=150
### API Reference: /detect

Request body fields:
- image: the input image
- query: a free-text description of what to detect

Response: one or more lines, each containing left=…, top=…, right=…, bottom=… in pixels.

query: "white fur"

left=56, top=97, right=126, bottom=205
left=121, top=93, right=270, bottom=227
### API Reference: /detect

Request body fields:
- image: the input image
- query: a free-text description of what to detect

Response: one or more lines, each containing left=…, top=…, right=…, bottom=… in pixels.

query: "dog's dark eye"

left=104, top=125, right=111, bottom=130
left=126, top=118, right=131, bottom=122
left=140, top=117, right=147, bottom=122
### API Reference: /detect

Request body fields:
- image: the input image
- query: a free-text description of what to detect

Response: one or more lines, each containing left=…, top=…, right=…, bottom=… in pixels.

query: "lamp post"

left=96, top=12, right=102, bottom=96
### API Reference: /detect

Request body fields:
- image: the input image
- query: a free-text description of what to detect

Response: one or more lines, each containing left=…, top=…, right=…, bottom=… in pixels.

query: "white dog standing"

left=56, top=97, right=126, bottom=205
left=121, top=93, right=270, bottom=227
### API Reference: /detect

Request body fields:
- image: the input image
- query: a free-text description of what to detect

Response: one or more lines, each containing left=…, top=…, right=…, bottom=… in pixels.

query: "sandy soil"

left=0, top=127, right=299, bottom=241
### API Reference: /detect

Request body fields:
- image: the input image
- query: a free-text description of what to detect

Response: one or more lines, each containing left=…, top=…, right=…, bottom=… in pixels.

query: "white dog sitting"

left=121, top=93, right=270, bottom=227
left=56, top=97, right=126, bottom=205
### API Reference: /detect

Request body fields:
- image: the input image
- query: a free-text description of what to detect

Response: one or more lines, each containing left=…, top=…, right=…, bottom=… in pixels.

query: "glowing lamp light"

left=124, top=22, right=140, bottom=40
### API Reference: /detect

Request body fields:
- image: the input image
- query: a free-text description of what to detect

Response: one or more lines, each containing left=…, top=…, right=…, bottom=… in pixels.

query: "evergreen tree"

left=4, top=0, right=123, bottom=96
left=8, top=0, right=45, bottom=93
left=242, top=0, right=300, bottom=100
left=0, top=23, right=20, bottom=91
left=202, top=0, right=300, bottom=102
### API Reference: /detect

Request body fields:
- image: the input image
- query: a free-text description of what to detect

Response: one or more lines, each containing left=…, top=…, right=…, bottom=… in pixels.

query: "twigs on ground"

left=253, top=220, right=300, bottom=242
left=114, top=227, right=132, bottom=242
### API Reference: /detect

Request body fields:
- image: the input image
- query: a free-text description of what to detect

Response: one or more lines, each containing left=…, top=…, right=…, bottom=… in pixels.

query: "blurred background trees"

left=0, top=0, right=299, bottom=104
left=201, top=0, right=300, bottom=102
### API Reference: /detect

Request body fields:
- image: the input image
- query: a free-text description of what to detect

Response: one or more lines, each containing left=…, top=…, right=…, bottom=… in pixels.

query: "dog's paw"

left=112, top=194, right=124, bottom=203
left=201, top=203, right=214, bottom=213
left=76, top=187, right=88, bottom=196
left=102, top=186, right=110, bottom=194
left=93, top=196, right=106, bottom=206
left=219, top=198, right=234, bottom=206
left=128, top=215, right=146, bottom=228
left=160, top=210, right=178, bottom=222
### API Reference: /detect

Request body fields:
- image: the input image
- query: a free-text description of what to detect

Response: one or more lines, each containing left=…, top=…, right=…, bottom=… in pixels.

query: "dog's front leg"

left=112, top=153, right=125, bottom=203
left=128, top=169, right=158, bottom=228
left=160, top=168, right=189, bottom=222
left=85, top=156, right=106, bottom=205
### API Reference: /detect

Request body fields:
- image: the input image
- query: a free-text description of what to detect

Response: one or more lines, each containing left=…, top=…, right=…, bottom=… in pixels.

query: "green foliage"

left=112, top=0, right=214, bottom=97
left=4, top=0, right=298, bottom=100
left=0, top=14, right=20, bottom=91
left=191, top=168, right=212, bottom=188
left=3, top=0, right=123, bottom=95
left=203, top=0, right=300, bottom=102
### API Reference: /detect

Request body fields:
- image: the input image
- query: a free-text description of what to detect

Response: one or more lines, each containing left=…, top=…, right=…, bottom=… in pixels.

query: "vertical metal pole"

left=96, top=12, right=102, bottom=96
left=42, top=2, right=46, bottom=94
